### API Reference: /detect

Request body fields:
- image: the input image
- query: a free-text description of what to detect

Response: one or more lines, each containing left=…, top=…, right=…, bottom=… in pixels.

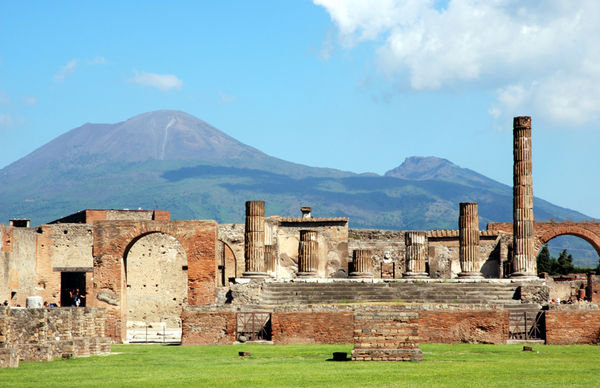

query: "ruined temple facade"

left=2, top=116, right=600, bottom=346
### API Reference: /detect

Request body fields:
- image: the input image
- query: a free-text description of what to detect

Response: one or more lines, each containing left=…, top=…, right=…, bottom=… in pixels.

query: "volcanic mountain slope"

left=0, top=110, right=589, bottom=233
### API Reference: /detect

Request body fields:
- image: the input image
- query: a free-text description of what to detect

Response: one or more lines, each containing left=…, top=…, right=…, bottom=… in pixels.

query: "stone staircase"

left=259, top=280, right=528, bottom=306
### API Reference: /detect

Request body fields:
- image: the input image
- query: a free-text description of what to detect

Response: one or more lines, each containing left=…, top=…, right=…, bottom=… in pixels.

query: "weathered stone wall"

left=36, top=224, right=94, bottom=305
left=352, top=310, right=422, bottom=361
left=217, top=224, right=244, bottom=280
left=0, top=306, right=110, bottom=367
left=181, top=310, right=236, bottom=345
left=349, top=229, right=501, bottom=279
left=419, top=310, right=509, bottom=344
left=181, top=304, right=515, bottom=346
left=545, top=305, right=600, bottom=344
left=348, top=229, right=405, bottom=278
left=125, top=233, right=188, bottom=328
left=92, top=220, right=217, bottom=342
left=0, top=226, right=38, bottom=307
left=271, top=311, right=353, bottom=344
left=272, top=219, right=348, bottom=278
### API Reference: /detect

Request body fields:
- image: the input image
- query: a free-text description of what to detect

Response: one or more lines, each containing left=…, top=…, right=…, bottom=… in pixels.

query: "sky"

left=1, top=0, right=599, bottom=218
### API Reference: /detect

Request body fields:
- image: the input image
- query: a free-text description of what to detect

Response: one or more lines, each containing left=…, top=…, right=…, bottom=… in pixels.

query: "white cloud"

left=53, top=59, right=79, bottom=82
left=131, top=71, right=183, bottom=91
left=87, top=56, right=108, bottom=65
left=0, top=113, right=12, bottom=128
left=218, top=91, right=236, bottom=104
left=24, top=96, right=38, bottom=106
left=315, top=0, right=600, bottom=127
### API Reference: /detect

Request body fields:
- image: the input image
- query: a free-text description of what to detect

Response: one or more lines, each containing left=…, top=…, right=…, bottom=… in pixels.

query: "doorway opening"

left=61, top=272, right=86, bottom=307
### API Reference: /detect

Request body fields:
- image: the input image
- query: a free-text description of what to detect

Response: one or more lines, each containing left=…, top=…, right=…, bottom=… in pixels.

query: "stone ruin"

left=1, top=116, right=600, bottom=366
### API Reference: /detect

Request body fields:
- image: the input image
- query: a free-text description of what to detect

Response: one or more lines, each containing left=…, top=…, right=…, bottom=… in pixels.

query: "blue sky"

left=1, top=1, right=599, bottom=218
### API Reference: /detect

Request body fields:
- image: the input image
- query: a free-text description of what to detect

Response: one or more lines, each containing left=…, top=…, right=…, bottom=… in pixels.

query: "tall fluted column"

left=264, top=244, right=276, bottom=276
left=512, top=116, right=537, bottom=278
left=350, top=249, right=374, bottom=278
left=297, top=230, right=318, bottom=277
left=403, top=231, right=428, bottom=279
left=458, top=202, right=483, bottom=278
left=243, top=200, right=267, bottom=278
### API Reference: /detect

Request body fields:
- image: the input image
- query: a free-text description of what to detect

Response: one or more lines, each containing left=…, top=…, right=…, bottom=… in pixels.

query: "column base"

left=458, top=272, right=484, bottom=279
left=296, top=272, right=318, bottom=278
left=349, top=272, right=374, bottom=278
left=402, top=272, right=429, bottom=279
left=510, top=271, right=539, bottom=280
left=242, top=271, right=268, bottom=278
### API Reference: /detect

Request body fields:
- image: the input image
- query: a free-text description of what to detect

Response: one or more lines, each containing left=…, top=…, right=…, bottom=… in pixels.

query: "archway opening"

left=125, top=232, right=188, bottom=342
left=217, top=241, right=237, bottom=286
left=538, top=235, right=599, bottom=275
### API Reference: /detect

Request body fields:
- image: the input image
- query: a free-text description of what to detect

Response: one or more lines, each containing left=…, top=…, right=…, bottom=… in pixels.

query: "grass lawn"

left=1, top=343, right=599, bottom=387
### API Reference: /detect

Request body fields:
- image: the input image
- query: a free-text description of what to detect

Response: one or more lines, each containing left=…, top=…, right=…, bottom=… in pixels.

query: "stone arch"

left=124, top=232, right=188, bottom=340
left=535, top=225, right=600, bottom=258
left=91, top=220, right=217, bottom=342
left=216, top=240, right=238, bottom=286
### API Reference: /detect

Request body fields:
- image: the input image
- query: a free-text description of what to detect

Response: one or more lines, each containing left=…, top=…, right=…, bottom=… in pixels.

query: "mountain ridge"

left=0, top=110, right=590, bottom=230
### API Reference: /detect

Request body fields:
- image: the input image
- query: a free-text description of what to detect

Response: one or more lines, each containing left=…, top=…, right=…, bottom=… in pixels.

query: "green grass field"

left=1, top=344, right=599, bottom=387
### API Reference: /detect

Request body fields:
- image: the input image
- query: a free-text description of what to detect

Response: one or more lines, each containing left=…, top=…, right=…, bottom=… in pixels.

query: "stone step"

left=259, top=281, right=529, bottom=305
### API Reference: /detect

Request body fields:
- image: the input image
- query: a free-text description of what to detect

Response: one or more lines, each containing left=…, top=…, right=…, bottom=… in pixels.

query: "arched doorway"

left=125, top=232, right=188, bottom=342
left=217, top=240, right=237, bottom=286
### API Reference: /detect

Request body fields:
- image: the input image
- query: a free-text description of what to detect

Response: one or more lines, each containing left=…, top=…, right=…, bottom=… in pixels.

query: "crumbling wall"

left=272, top=219, right=348, bottom=278
left=125, top=233, right=188, bottom=328
left=348, top=229, right=405, bottom=278
left=0, top=306, right=111, bottom=368
left=217, top=224, right=244, bottom=279
left=0, top=226, right=37, bottom=306
left=419, top=310, right=509, bottom=344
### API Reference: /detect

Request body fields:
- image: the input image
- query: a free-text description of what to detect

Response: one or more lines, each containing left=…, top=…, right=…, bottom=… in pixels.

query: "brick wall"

left=352, top=310, right=422, bottom=361
left=419, top=310, right=509, bottom=344
left=545, top=308, right=600, bottom=344
left=181, top=310, right=236, bottom=345
left=0, top=307, right=111, bottom=368
left=92, top=220, right=217, bottom=342
left=181, top=306, right=515, bottom=346
left=271, top=312, right=353, bottom=344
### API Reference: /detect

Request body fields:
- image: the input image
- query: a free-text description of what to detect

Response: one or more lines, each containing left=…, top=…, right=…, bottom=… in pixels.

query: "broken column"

left=458, top=202, right=483, bottom=278
left=350, top=249, right=374, bottom=278
left=512, top=116, right=537, bottom=278
left=264, top=245, right=276, bottom=276
left=297, top=230, right=318, bottom=277
left=243, top=200, right=267, bottom=278
left=403, top=231, right=428, bottom=279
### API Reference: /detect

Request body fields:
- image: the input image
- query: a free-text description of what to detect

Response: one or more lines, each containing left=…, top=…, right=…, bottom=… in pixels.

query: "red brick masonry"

left=545, top=309, right=600, bottom=345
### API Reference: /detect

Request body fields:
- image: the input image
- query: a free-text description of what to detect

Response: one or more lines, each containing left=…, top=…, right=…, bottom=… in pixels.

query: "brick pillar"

left=350, top=249, right=374, bottom=278
left=403, top=231, right=428, bottom=279
left=297, top=230, right=318, bottom=277
left=264, top=244, right=276, bottom=276
left=243, top=200, right=267, bottom=278
left=512, top=116, right=537, bottom=278
left=458, top=202, right=483, bottom=278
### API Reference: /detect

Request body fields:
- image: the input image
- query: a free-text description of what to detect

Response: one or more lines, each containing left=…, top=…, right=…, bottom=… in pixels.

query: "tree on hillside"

left=537, top=244, right=552, bottom=274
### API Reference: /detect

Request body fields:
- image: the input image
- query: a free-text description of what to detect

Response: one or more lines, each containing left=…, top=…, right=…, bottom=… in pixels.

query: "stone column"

left=350, top=249, right=374, bottom=278
left=243, top=200, right=267, bottom=278
left=512, top=116, right=537, bottom=278
left=403, top=231, right=428, bottom=279
left=297, top=230, right=318, bottom=277
left=458, top=202, right=483, bottom=278
left=264, top=244, right=276, bottom=276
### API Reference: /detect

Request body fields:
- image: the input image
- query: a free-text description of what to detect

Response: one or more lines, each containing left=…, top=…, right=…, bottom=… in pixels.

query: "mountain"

left=0, top=110, right=591, bottom=234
